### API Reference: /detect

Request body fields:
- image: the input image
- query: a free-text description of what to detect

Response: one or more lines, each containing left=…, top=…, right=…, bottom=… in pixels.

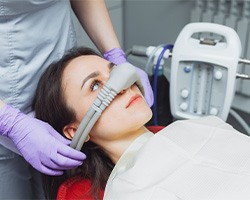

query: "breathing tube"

left=70, top=63, right=144, bottom=151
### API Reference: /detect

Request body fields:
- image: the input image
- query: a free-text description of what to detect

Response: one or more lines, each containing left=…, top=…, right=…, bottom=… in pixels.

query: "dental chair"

left=57, top=125, right=165, bottom=200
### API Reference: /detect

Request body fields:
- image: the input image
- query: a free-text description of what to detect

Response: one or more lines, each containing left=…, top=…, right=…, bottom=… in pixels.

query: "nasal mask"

left=70, top=63, right=144, bottom=150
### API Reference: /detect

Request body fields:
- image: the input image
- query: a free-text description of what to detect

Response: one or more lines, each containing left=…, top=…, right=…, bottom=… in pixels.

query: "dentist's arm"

left=0, top=99, right=86, bottom=176
left=70, top=0, right=154, bottom=106
left=70, top=0, right=120, bottom=53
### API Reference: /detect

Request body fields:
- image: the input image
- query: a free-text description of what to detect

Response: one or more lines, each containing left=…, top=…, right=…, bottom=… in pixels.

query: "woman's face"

left=62, top=55, right=152, bottom=146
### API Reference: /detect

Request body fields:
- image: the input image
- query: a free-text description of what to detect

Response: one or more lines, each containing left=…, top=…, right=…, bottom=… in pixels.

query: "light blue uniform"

left=0, top=0, right=77, bottom=198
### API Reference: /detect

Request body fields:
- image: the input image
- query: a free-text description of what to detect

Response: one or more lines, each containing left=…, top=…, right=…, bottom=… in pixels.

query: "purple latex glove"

left=0, top=104, right=86, bottom=176
left=104, top=48, right=154, bottom=107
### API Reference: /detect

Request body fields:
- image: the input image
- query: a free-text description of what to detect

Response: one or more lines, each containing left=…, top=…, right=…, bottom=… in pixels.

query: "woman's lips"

left=126, top=94, right=142, bottom=108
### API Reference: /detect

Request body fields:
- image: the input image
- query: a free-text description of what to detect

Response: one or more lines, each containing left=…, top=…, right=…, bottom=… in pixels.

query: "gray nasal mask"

left=70, top=63, right=144, bottom=150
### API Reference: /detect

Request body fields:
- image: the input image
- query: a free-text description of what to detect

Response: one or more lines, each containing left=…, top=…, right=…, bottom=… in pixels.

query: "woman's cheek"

left=92, top=109, right=119, bottom=134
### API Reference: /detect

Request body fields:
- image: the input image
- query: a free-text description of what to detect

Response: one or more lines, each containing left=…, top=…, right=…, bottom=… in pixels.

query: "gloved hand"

left=0, top=104, right=86, bottom=176
left=104, top=48, right=154, bottom=107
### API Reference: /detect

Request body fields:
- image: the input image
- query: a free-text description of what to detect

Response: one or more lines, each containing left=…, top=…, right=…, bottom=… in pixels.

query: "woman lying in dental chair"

left=33, top=47, right=250, bottom=200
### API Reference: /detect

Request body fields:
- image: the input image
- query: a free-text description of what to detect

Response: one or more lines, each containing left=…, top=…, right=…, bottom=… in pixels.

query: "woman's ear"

left=63, top=122, right=91, bottom=142
left=63, top=123, right=78, bottom=140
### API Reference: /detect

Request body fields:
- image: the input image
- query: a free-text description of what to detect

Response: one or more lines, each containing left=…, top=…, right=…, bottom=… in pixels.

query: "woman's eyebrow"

left=81, top=71, right=99, bottom=89
left=81, top=63, right=114, bottom=89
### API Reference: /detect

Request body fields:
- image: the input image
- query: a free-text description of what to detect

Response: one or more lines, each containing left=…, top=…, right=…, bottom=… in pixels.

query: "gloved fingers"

left=46, top=145, right=86, bottom=169
left=49, top=153, right=84, bottom=170
left=39, top=164, right=64, bottom=176
left=103, top=48, right=127, bottom=65
left=57, top=144, right=87, bottom=161
left=37, top=149, right=83, bottom=172
left=134, top=67, right=154, bottom=107
left=43, top=158, right=81, bottom=171
left=143, top=78, right=154, bottom=107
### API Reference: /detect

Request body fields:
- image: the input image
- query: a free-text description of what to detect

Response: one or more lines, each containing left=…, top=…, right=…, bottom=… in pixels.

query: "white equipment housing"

left=170, top=22, right=241, bottom=121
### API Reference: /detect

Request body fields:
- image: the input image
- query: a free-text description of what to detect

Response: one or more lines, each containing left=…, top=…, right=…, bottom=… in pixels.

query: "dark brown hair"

left=33, top=47, right=114, bottom=199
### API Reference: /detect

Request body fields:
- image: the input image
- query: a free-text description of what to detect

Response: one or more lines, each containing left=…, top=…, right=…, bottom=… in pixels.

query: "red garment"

left=146, top=125, right=165, bottom=133
left=57, top=176, right=104, bottom=200
left=57, top=126, right=165, bottom=199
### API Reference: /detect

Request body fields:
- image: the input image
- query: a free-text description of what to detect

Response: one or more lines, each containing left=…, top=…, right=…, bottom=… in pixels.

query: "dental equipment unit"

left=128, top=22, right=250, bottom=122
left=70, top=63, right=143, bottom=150
left=170, top=22, right=241, bottom=121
